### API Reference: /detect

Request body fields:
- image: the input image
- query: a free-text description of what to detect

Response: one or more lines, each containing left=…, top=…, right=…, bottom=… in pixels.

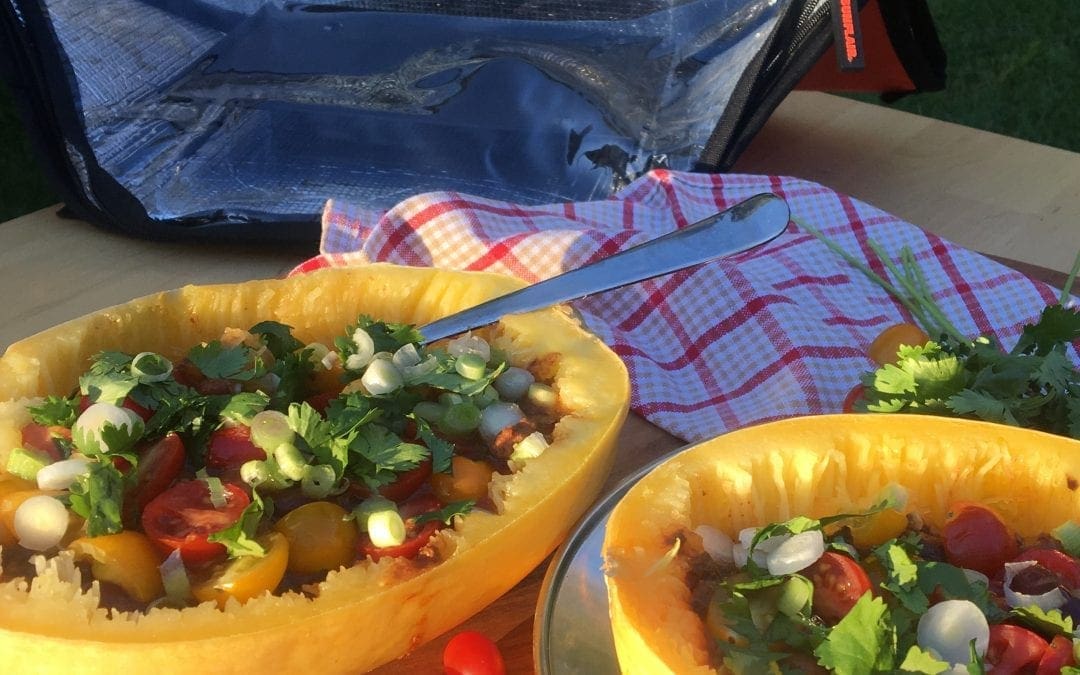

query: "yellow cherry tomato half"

left=430, top=456, right=495, bottom=505
left=868, top=322, right=930, bottom=366
left=192, top=531, right=289, bottom=608
left=273, top=501, right=358, bottom=574
left=848, top=508, right=910, bottom=549
left=68, top=531, right=166, bottom=603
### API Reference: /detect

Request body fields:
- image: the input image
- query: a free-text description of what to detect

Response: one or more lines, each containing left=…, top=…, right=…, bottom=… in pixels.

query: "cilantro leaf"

left=28, top=395, right=77, bottom=427
left=79, top=371, right=139, bottom=405
left=219, top=392, right=271, bottom=424
left=412, top=416, right=454, bottom=473
left=67, top=461, right=127, bottom=536
left=351, top=425, right=428, bottom=474
left=248, top=320, right=304, bottom=359
left=1010, top=605, right=1074, bottom=637
left=188, top=341, right=263, bottom=381
left=813, top=593, right=895, bottom=674
left=413, top=500, right=475, bottom=526
left=207, top=490, right=271, bottom=558
left=898, top=645, right=951, bottom=674
left=1012, top=305, right=1080, bottom=357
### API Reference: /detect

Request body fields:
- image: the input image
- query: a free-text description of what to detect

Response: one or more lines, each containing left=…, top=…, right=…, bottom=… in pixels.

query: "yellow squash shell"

left=602, top=414, right=1080, bottom=674
left=0, top=264, right=629, bottom=674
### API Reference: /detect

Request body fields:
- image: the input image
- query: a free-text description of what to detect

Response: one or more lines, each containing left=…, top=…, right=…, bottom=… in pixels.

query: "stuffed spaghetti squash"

left=0, top=264, right=629, bottom=673
left=602, top=414, right=1080, bottom=673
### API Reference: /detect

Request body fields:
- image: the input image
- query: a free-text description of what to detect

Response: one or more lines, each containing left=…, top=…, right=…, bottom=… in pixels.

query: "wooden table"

left=1, top=91, right=1079, bottom=673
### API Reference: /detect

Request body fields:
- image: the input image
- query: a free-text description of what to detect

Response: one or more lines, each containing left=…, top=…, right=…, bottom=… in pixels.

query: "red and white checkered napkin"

left=291, top=170, right=1062, bottom=443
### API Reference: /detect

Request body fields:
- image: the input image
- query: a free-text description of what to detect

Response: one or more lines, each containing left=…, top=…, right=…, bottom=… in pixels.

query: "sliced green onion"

left=479, top=402, right=524, bottom=443
left=526, top=382, right=557, bottom=409
left=36, top=456, right=92, bottom=490
left=510, top=431, right=549, bottom=463
left=301, top=464, right=336, bottom=499
left=367, top=509, right=407, bottom=548
left=1054, top=521, right=1080, bottom=558
left=392, top=343, right=422, bottom=368
left=362, top=358, right=403, bottom=395
left=412, top=401, right=445, bottom=423
left=131, top=352, right=173, bottom=382
left=471, top=385, right=500, bottom=409
left=493, top=367, right=534, bottom=401
left=447, top=334, right=490, bottom=361
left=13, top=495, right=69, bottom=551
left=240, top=459, right=271, bottom=487
left=249, top=410, right=295, bottom=452
left=306, top=341, right=331, bottom=365
left=351, top=496, right=396, bottom=533
left=159, top=549, right=193, bottom=605
left=348, top=328, right=376, bottom=370
left=401, top=355, right=439, bottom=381
left=454, top=353, right=488, bottom=380
left=439, top=392, right=466, bottom=407
left=6, top=447, right=52, bottom=481
left=204, top=475, right=227, bottom=508
left=273, top=442, right=308, bottom=481
left=439, top=402, right=482, bottom=435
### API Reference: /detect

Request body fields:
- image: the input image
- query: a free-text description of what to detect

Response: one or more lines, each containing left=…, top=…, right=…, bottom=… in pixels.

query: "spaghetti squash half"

left=0, top=264, right=629, bottom=673
left=602, top=414, right=1080, bottom=673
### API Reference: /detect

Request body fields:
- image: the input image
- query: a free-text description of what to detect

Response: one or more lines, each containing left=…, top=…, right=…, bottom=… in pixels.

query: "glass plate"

left=533, top=444, right=691, bottom=674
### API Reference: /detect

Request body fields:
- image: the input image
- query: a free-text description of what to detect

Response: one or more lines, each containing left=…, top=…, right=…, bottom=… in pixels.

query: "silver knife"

left=419, top=192, right=790, bottom=343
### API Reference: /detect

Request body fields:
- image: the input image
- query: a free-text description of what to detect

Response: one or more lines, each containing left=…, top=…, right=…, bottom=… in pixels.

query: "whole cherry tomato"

left=20, top=423, right=70, bottom=462
left=868, top=322, right=930, bottom=366
left=943, top=502, right=1019, bottom=577
left=141, top=479, right=249, bottom=566
left=127, top=432, right=186, bottom=515
left=206, top=424, right=266, bottom=471
left=841, top=384, right=864, bottom=414
left=984, top=624, right=1047, bottom=673
left=359, top=494, right=443, bottom=563
left=1012, top=548, right=1080, bottom=591
left=1036, top=635, right=1076, bottom=674
left=442, top=630, right=506, bottom=675
left=804, top=551, right=872, bottom=624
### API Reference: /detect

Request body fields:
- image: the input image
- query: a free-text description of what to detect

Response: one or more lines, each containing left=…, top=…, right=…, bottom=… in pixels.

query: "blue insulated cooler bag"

left=0, top=1, right=942, bottom=241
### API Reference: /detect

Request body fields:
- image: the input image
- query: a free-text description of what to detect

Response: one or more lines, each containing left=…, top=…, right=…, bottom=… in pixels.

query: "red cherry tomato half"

left=129, top=432, right=186, bottom=513
left=443, top=630, right=507, bottom=675
left=1012, top=548, right=1080, bottom=591
left=805, top=551, right=872, bottom=624
left=1036, top=635, right=1076, bottom=674
left=943, top=502, right=1019, bottom=577
left=378, top=458, right=434, bottom=503
left=841, top=384, right=864, bottom=414
left=20, top=423, right=70, bottom=462
left=141, top=479, right=250, bottom=566
left=304, top=391, right=338, bottom=415
left=985, top=624, right=1047, bottom=674
left=206, top=424, right=266, bottom=472
left=359, top=494, right=443, bottom=563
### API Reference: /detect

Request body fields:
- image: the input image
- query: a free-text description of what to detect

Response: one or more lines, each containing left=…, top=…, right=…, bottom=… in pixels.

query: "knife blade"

left=419, top=192, right=790, bottom=344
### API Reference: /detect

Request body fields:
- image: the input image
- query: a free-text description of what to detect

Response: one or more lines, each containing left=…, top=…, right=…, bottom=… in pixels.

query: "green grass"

left=1, top=0, right=1078, bottom=222
left=849, top=1, right=1080, bottom=154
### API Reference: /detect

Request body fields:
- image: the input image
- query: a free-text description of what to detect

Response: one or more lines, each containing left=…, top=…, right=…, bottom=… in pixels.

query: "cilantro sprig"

left=801, top=219, right=1080, bottom=439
